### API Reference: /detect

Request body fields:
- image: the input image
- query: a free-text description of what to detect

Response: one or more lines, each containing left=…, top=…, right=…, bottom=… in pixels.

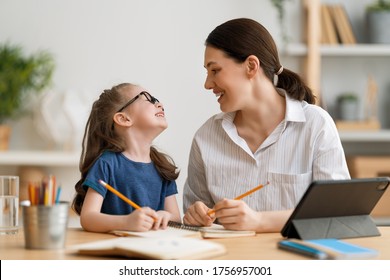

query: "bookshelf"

left=300, top=0, right=390, bottom=125
left=0, top=151, right=80, bottom=201
left=339, top=129, right=390, bottom=143
left=285, top=44, right=390, bottom=57
left=0, top=151, right=79, bottom=166
left=298, top=0, right=390, bottom=182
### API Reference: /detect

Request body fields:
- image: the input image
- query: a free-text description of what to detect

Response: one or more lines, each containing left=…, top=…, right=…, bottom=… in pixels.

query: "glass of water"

left=0, top=175, right=19, bottom=235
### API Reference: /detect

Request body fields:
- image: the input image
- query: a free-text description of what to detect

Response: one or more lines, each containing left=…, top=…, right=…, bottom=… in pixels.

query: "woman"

left=183, top=18, right=350, bottom=232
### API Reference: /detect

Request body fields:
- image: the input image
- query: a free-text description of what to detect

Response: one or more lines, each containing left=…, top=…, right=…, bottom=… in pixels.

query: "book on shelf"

left=328, top=4, right=356, bottom=45
left=319, top=3, right=356, bottom=45
left=110, top=221, right=257, bottom=239
left=321, top=4, right=338, bottom=45
left=72, top=237, right=227, bottom=260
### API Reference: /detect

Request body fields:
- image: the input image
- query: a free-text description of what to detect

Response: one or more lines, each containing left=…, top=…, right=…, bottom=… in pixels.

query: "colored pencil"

left=98, top=179, right=141, bottom=210
left=55, top=186, right=62, bottom=204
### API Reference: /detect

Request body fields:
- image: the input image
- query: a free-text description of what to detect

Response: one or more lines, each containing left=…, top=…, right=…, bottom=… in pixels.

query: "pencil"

left=28, top=182, right=35, bottom=206
left=55, top=186, right=62, bottom=204
left=207, top=181, right=269, bottom=215
left=98, top=179, right=141, bottom=210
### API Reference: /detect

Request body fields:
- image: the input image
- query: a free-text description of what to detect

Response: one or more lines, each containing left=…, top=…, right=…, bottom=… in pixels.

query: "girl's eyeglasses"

left=116, top=91, right=159, bottom=112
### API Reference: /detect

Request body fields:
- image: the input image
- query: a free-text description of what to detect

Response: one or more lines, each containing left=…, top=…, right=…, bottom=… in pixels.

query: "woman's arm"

left=183, top=138, right=215, bottom=212
left=312, top=110, right=350, bottom=180
left=212, top=199, right=292, bottom=232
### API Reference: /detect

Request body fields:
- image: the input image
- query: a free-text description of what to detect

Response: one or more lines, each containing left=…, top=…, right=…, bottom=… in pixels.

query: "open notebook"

left=110, top=221, right=256, bottom=239
left=71, top=237, right=227, bottom=260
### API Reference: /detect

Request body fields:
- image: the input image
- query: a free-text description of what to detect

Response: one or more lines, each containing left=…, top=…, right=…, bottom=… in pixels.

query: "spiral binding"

left=167, top=221, right=202, bottom=232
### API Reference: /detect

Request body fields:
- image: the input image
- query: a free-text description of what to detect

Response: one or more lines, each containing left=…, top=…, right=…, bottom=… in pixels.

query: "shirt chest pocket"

left=267, top=172, right=312, bottom=209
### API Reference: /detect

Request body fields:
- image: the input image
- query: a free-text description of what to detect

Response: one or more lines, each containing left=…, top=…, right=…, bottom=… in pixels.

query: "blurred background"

left=1, top=0, right=389, bottom=217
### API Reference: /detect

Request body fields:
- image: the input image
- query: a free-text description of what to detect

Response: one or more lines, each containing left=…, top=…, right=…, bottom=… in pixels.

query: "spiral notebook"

left=110, top=221, right=256, bottom=239
left=168, top=221, right=256, bottom=238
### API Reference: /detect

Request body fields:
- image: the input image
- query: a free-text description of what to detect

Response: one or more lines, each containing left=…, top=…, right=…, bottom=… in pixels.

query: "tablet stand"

left=287, top=215, right=380, bottom=240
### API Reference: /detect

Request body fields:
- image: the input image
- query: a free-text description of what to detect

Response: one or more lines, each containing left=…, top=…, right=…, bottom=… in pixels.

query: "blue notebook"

left=278, top=238, right=379, bottom=260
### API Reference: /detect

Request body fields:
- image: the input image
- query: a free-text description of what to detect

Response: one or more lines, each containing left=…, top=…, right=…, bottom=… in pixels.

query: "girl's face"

left=203, top=46, right=252, bottom=112
left=121, top=86, right=168, bottom=132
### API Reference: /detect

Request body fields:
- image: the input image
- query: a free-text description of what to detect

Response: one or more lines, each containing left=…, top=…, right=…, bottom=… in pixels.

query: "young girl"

left=72, top=83, right=181, bottom=233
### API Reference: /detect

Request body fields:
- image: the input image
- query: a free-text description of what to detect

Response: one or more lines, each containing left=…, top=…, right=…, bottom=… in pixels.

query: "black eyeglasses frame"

left=116, top=91, right=159, bottom=112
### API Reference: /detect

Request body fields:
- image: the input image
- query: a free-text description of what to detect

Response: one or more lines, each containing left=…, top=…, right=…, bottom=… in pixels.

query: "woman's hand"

left=213, top=199, right=261, bottom=231
left=183, top=201, right=215, bottom=226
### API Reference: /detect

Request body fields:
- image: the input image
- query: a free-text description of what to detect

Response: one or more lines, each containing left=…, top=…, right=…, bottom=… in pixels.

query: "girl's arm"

left=164, top=194, right=181, bottom=222
left=80, top=188, right=157, bottom=233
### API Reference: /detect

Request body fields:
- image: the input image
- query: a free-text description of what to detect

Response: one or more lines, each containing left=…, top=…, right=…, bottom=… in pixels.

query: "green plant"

left=0, top=43, right=55, bottom=124
left=270, top=0, right=292, bottom=45
left=367, top=0, right=390, bottom=11
left=337, top=93, right=358, bottom=102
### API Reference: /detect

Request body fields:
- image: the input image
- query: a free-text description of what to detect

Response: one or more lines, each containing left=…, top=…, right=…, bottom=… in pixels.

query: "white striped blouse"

left=183, top=93, right=350, bottom=213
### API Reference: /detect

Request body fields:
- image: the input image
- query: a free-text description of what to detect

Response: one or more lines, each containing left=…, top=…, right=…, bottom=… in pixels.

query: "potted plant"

left=0, top=43, right=55, bottom=150
left=337, top=93, right=359, bottom=121
left=270, top=0, right=291, bottom=45
left=366, top=0, right=390, bottom=43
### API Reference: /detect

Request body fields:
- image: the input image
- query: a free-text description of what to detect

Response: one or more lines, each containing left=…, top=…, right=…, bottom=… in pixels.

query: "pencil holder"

left=22, top=202, right=69, bottom=249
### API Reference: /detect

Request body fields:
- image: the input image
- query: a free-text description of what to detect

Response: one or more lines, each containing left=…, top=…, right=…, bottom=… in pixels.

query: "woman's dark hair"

left=205, top=18, right=316, bottom=104
left=71, top=83, right=179, bottom=215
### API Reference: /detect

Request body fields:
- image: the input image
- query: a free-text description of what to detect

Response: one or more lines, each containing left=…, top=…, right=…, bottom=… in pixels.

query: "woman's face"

left=203, top=46, right=251, bottom=112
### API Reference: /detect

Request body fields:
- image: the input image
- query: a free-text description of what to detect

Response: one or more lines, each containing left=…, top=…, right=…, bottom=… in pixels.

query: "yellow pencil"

left=207, top=181, right=269, bottom=215
left=98, top=179, right=141, bottom=210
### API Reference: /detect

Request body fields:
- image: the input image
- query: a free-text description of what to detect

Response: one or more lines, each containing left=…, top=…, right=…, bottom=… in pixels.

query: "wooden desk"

left=1, top=227, right=390, bottom=260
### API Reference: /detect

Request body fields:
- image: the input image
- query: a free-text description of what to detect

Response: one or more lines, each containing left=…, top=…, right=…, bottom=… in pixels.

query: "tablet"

left=281, top=177, right=390, bottom=239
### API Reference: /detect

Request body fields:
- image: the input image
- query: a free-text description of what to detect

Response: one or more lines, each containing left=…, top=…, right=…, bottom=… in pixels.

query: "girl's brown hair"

left=71, top=83, right=179, bottom=215
left=205, top=18, right=316, bottom=104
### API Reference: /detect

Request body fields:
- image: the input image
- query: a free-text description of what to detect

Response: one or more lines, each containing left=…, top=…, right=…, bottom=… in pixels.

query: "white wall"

left=1, top=0, right=302, bottom=210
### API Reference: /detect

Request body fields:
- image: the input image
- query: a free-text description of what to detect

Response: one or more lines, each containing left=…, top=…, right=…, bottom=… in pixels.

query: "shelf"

left=0, top=151, right=80, bottom=166
left=284, top=43, right=390, bottom=57
left=285, top=1, right=390, bottom=157
left=339, top=130, right=390, bottom=156
left=1, top=130, right=389, bottom=167
left=1, top=130, right=390, bottom=167
left=339, top=129, right=390, bottom=142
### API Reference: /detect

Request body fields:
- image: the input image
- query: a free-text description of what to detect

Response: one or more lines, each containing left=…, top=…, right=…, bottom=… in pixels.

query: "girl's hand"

left=152, top=210, right=172, bottom=230
left=213, top=199, right=261, bottom=231
left=124, top=207, right=158, bottom=232
left=183, top=201, right=215, bottom=227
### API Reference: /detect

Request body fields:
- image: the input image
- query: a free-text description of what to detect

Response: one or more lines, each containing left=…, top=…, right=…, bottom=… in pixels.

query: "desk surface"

left=1, top=227, right=390, bottom=260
